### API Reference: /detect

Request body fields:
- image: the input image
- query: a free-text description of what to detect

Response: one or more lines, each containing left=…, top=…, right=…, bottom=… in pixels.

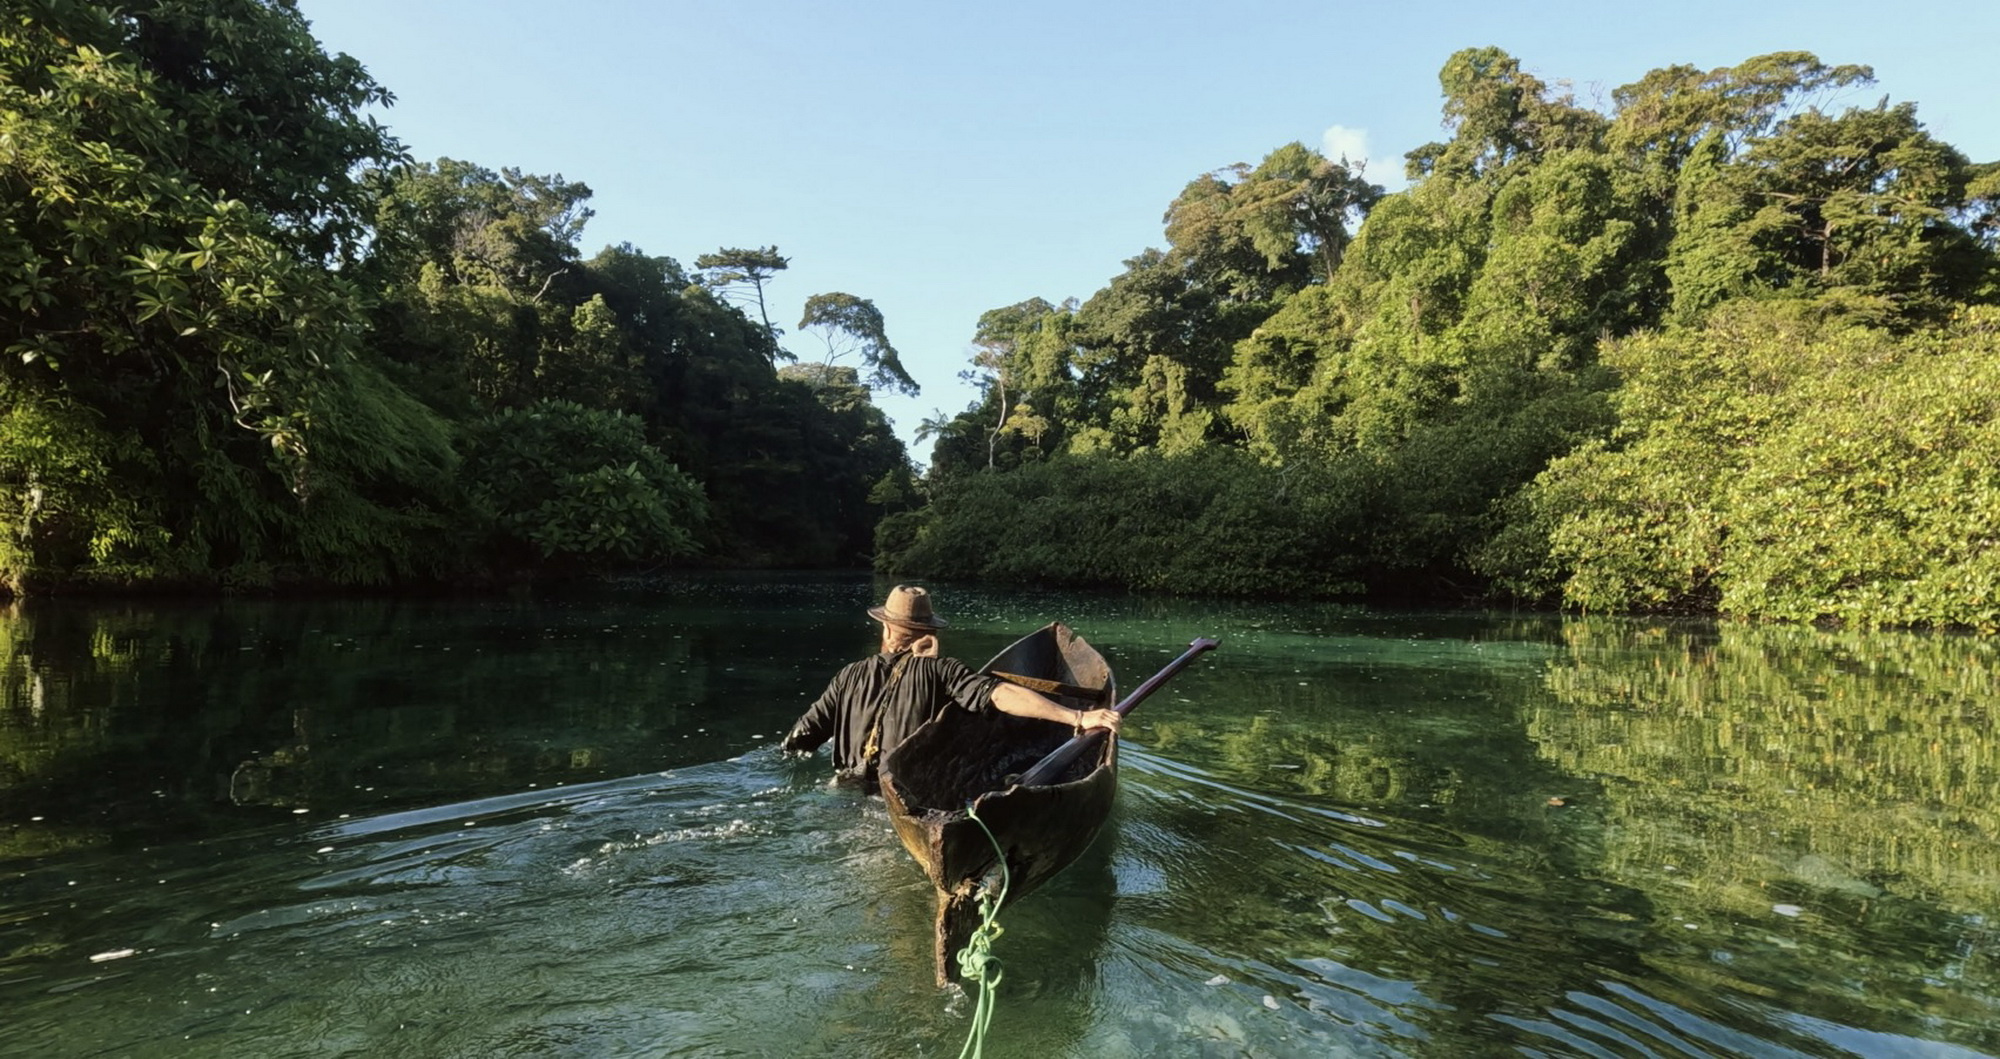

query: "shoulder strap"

left=861, top=652, right=916, bottom=763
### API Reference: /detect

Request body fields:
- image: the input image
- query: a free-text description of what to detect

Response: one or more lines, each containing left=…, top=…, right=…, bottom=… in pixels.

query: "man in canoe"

left=782, top=585, right=1121, bottom=790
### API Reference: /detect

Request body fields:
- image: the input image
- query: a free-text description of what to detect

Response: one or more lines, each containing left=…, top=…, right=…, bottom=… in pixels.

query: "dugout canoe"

left=878, top=622, right=1118, bottom=986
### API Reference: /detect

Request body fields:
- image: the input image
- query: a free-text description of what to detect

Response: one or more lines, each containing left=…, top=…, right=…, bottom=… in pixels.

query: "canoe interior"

left=878, top=622, right=1118, bottom=984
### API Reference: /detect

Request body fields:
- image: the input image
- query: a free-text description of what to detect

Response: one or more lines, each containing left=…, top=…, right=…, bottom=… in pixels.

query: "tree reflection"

left=0, top=593, right=844, bottom=857
left=1536, top=619, right=1998, bottom=910
left=1530, top=617, right=2000, bottom=1049
left=1111, top=613, right=2000, bottom=1052
left=1121, top=623, right=1659, bottom=1051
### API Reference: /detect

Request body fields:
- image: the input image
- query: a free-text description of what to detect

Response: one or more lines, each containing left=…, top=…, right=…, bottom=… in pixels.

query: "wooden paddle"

left=1014, top=636, right=1219, bottom=788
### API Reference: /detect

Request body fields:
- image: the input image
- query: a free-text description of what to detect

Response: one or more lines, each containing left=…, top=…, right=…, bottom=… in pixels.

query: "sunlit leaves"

left=1409, top=46, right=1607, bottom=181
left=886, top=448, right=1375, bottom=596
left=0, top=1, right=452, bottom=588
left=906, top=44, right=1998, bottom=627
left=1509, top=304, right=2000, bottom=629
left=0, top=388, right=172, bottom=586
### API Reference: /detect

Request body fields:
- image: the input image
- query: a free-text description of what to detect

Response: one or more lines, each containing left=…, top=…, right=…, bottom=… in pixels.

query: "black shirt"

left=782, top=652, right=999, bottom=786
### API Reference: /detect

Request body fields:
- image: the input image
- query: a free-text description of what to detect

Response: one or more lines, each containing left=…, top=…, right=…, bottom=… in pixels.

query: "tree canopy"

left=7, top=16, right=1996, bottom=624
left=883, top=46, right=2000, bottom=629
left=0, top=1, right=913, bottom=593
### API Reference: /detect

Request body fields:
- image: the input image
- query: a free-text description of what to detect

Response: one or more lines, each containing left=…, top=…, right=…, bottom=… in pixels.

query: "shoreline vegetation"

left=4, top=4, right=1997, bottom=629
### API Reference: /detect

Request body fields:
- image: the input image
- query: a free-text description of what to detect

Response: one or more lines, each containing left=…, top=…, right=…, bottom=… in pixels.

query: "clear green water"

left=2, top=576, right=1995, bottom=1057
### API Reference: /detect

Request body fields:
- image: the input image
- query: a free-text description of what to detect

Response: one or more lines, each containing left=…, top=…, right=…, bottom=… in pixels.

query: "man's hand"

left=1077, top=708, right=1121, bottom=735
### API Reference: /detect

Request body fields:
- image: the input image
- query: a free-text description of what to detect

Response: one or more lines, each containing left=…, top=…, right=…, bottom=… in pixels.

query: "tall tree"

left=1163, top=166, right=1291, bottom=299
left=966, top=298, right=1059, bottom=468
left=370, top=160, right=592, bottom=295
left=115, top=0, right=404, bottom=262
left=1664, top=97, right=1994, bottom=324
left=1607, top=52, right=1874, bottom=194
left=364, top=160, right=614, bottom=409
left=1405, top=46, right=1606, bottom=181
left=1071, top=248, right=1251, bottom=453
left=695, top=246, right=791, bottom=353
left=796, top=292, right=919, bottom=396
left=1232, top=143, right=1384, bottom=278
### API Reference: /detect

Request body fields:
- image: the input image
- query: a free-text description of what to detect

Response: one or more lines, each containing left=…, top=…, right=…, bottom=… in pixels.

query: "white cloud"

left=1319, top=125, right=1370, bottom=170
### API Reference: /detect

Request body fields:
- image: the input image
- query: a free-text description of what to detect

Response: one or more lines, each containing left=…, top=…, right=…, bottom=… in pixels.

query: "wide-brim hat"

left=868, top=584, right=947, bottom=629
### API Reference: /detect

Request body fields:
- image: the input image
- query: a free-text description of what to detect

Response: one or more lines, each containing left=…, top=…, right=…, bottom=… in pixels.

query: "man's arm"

left=989, top=682, right=1122, bottom=735
left=783, top=671, right=848, bottom=753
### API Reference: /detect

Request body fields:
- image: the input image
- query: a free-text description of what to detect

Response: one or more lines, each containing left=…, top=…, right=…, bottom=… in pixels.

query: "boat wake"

left=0, top=749, right=965, bottom=1057
left=1109, top=744, right=1995, bottom=1059
left=6, top=742, right=1992, bottom=1057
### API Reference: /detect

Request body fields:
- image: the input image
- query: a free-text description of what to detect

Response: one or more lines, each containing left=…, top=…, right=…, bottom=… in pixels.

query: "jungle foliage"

left=0, top=1, right=909, bottom=594
left=8, top=8, right=1999, bottom=623
left=884, top=48, right=2000, bottom=628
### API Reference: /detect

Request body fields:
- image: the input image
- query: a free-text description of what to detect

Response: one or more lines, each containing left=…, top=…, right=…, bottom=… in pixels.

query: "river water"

left=1, top=576, right=1995, bottom=1057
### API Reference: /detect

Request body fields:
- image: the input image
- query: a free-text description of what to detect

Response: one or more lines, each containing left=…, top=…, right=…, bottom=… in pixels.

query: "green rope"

left=954, top=804, right=1010, bottom=1059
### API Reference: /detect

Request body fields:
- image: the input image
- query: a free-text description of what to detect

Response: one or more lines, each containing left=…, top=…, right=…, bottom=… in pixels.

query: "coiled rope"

left=954, top=803, right=1010, bottom=1059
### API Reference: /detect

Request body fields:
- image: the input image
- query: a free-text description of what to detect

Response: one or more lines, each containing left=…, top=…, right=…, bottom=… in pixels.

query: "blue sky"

left=300, top=0, right=1999, bottom=452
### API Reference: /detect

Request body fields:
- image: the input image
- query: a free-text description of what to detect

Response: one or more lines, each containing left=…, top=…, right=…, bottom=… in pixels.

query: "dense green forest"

left=0, top=0, right=914, bottom=595
left=6, top=2, right=1999, bottom=627
left=882, top=49, right=2000, bottom=629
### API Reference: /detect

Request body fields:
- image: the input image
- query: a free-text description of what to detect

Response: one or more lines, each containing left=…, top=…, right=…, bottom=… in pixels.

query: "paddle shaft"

left=1014, top=636, right=1219, bottom=788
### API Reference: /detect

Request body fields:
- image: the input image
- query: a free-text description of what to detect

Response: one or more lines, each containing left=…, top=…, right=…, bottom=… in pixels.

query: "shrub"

left=459, top=401, right=706, bottom=568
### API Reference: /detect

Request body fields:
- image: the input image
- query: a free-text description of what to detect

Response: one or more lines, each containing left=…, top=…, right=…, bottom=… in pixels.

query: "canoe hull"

left=879, top=622, right=1116, bottom=984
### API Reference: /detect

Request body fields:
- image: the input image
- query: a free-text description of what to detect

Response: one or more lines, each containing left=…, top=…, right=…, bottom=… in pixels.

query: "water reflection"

left=1536, top=620, right=1999, bottom=908
left=0, top=587, right=866, bottom=851
left=1529, top=620, right=2000, bottom=1052
left=2, top=587, right=1998, bottom=1056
